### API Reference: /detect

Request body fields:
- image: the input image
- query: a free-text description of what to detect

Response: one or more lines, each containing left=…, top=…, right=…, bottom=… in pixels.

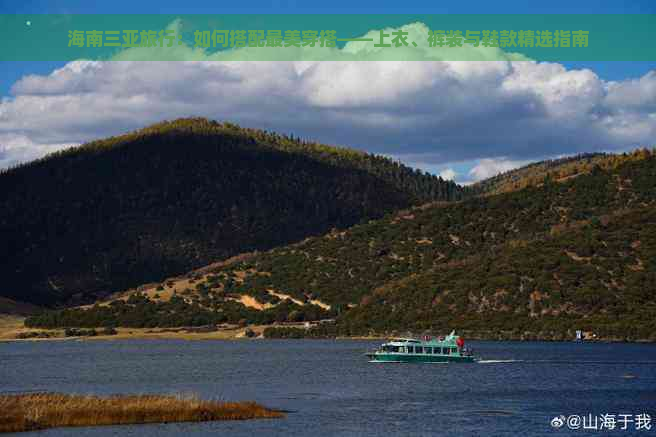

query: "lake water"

left=1, top=339, right=655, bottom=436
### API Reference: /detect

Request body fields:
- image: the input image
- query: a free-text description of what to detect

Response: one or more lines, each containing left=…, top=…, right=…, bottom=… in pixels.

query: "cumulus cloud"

left=0, top=133, right=75, bottom=169
left=604, top=70, right=656, bottom=111
left=439, top=168, right=458, bottom=181
left=468, top=158, right=531, bottom=182
left=0, top=21, right=655, bottom=175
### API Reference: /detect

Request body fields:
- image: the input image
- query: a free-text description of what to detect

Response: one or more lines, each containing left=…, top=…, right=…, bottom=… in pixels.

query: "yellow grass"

left=74, top=261, right=333, bottom=315
left=0, top=315, right=32, bottom=341
left=0, top=393, right=283, bottom=433
left=0, top=323, right=320, bottom=342
left=0, top=315, right=23, bottom=329
left=267, top=290, right=306, bottom=307
left=229, top=295, right=274, bottom=310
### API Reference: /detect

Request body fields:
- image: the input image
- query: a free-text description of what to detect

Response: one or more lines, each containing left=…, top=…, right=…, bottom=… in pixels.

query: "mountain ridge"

left=24, top=147, right=656, bottom=341
left=0, top=118, right=465, bottom=307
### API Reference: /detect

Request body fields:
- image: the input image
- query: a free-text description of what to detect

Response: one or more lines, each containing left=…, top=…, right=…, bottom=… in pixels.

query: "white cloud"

left=0, top=21, right=655, bottom=172
left=0, top=133, right=74, bottom=169
left=468, top=158, right=531, bottom=181
left=439, top=168, right=457, bottom=181
left=604, top=70, right=656, bottom=111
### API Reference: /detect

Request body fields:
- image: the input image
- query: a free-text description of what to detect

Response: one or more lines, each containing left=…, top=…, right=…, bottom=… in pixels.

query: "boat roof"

left=389, top=338, right=422, bottom=343
left=385, top=332, right=459, bottom=345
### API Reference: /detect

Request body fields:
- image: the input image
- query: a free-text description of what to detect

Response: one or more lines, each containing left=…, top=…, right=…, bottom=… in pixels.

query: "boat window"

left=425, top=347, right=432, bottom=354
left=415, top=346, right=423, bottom=354
left=451, top=347, right=457, bottom=354
left=399, top=347, right=406, bottom=353
left=443, top=347, right=450, bottom=355
left=407, top=346, right=414, bottom=353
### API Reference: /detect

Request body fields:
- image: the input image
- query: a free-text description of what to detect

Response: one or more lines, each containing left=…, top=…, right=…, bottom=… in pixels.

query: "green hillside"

left=470, top=151, right=651, bottom=196
left=27, top=149, right=656, bottom=340
left=199, top=149, right=655, bottom=302
left=0, top=118, right=464, bottom=307
left=340, top=205, right=656, bottom=340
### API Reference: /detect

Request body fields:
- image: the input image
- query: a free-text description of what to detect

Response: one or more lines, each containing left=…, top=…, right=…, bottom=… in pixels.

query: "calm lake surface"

left=1, top=339, right=655, bottom=436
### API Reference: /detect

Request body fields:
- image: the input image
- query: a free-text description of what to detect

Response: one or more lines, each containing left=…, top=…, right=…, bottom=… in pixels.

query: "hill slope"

left=340, top=205, right=656, bottom=340
left=27, top=149, right=656, bottom=340
left=0, top=118, right=465, bottom=307
left=470, top=151, right=652, bottom=196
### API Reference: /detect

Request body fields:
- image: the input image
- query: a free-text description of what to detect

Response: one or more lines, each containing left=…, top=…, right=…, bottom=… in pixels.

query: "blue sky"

left=1, top=0, right=655, bottom=183
left=1, top=0, right=655, bottom=95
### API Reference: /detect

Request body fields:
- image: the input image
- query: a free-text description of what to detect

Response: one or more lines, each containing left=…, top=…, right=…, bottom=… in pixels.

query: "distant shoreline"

left=1, top=318, right=653, bottom=344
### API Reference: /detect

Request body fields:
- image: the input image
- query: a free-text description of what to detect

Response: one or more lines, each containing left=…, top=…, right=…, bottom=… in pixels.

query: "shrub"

left=101, top=327, right=118, bottom=336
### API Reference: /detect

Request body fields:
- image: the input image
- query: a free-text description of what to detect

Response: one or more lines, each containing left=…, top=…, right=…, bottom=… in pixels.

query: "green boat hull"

left=367, top=352, right=475, bottom=363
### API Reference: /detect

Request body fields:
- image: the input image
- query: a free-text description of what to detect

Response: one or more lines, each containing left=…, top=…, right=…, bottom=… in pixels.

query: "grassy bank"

left=3, top=316, right=652, bottom=343
left=0, top=319, right=309, bottom=342
left=0, top=393, right=283, bottom=434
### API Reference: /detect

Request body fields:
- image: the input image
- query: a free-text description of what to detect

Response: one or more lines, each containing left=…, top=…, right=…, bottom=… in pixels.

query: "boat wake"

left=367, top=360, right=449, bottom=364
left=478, top=359, right=656, bottom=365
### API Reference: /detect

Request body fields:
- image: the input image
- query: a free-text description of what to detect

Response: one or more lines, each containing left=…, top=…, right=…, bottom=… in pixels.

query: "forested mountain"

left=0, top=118, right=464, bottom=307
left=470, top=151, right=651, bottom=196
left=28, top=149, right=656, bottom=340
left=340, top=205, right=656, bottom=340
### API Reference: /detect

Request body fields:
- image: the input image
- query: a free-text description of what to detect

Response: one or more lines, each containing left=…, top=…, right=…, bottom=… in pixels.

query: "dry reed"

left=0, top=392, right=283, bottom=433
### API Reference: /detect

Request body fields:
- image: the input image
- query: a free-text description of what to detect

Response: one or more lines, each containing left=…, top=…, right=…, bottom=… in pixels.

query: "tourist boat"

left=365, top=331, right=476, bottom=363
